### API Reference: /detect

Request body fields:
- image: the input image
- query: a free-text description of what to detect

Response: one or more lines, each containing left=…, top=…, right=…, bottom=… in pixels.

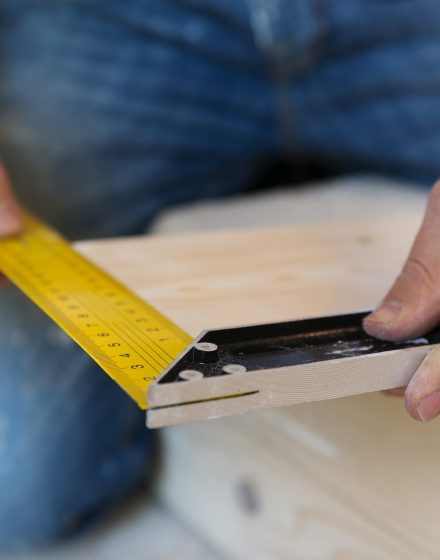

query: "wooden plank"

left=77, top=213, right=422, bottom=337
left=76, top=211, right=440, bottom=559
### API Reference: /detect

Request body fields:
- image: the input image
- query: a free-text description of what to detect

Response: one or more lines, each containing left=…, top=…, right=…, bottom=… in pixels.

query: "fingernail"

left=416, top=392, right=440, bottom=422
left=364, top=301, right=402, bottom=328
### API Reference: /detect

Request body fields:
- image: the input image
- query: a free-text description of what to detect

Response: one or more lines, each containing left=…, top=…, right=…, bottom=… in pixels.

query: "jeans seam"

left=247, top=0, right=329, bottom=153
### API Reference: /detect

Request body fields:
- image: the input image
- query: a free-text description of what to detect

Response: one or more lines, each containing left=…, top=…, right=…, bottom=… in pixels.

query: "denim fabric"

left=0, top=0, right=278, bottom=240
left=248, top=0, right=440, bottom=181
left=0, top=0, right=439, bottom=551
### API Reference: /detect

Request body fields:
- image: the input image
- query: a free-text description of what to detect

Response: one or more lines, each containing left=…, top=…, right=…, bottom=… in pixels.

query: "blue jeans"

left=0, top=0, right=440, bottom=551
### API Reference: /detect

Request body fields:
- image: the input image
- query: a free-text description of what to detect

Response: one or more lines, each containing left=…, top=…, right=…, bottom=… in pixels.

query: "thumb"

left=0, top=164, right=22, bottom=237
left=363, top=180, right=440, bottom=342
left=404, top=348, right=440, bottom=422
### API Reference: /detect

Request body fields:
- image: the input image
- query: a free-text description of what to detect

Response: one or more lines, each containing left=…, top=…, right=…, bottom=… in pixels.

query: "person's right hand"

left=0, top=164, right=23, bottom=285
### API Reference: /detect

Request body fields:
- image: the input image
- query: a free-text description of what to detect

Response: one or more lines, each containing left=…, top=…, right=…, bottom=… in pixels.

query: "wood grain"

left=77, top=213, right=422, bottom=337
left=76, top=210, right=440, bottom=560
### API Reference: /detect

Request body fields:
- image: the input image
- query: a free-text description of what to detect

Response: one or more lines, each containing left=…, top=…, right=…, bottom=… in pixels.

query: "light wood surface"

left=77, top=213, right=422, bottom=337
left=76, top=210, right=440, bottom=560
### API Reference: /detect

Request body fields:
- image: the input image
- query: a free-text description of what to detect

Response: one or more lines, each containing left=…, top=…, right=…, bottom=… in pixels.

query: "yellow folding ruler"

left=0, top=213, right=191, bottom=409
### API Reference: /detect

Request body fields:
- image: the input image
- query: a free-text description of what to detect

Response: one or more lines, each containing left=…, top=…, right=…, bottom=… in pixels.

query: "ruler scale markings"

left=94, top=306, right=171, bottom=368
left=65, top=288, right=163, bottom=368
left=34, top=225, right=186, bottom=377
left=0, top=256, right=128, bottom=376
left=67, top=306, right=161, bottom=384
left=0, top=245, right=162, bottom=399
left=28, top=225, right=181, bottom=370
left=85, top=284, right=179, bottom=363
left=88, top=288, right=173, bottom=365
left=103, top=319, right=167, bottom=370
left=0, top=251, right=117, bottom=364
left=0, top=214, right=192, bottom=408
left=62, top=292, right=162, bottom=375
left=89, top=294, right=170, bottom=368
left=66, top=295, right=165, bottom=373
left=40, top=228, right=191, bottom=342
left=107, top=307, right=177, bottom=361
left=32, top=230, right=182, bottom=363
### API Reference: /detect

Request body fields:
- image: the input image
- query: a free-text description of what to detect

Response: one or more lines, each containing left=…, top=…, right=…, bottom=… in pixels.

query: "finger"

left=0, top=164, right=22, bottom=237
left=363, top=180, right=440, bottom=342
left=404, top=348, right=440, bottom=422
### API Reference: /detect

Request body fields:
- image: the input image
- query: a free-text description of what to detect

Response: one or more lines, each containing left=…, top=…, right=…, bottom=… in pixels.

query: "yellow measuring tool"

left=0, top=213, right=192, bottom=409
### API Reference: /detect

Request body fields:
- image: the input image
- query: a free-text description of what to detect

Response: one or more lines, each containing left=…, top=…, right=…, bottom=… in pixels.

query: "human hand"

left=0, top=164, right=23, bottom=285
left=363, top=180, right=440, bottom=422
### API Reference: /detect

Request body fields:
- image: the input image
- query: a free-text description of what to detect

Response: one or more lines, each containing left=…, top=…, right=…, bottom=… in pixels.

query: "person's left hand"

left=363, top=180, right=440, bottom=422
